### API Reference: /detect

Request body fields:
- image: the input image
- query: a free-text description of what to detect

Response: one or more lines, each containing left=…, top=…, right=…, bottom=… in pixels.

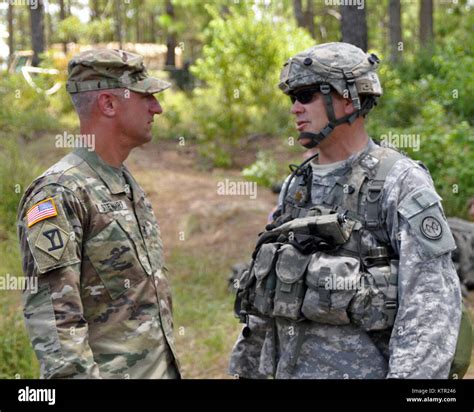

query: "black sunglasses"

left=289, top=88, right=320, bottom=104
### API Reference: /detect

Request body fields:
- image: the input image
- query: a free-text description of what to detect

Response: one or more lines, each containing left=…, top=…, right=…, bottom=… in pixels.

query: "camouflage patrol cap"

left=279, top=42, right=382, bottom=104
left=66, top=49, right=171, bottom=95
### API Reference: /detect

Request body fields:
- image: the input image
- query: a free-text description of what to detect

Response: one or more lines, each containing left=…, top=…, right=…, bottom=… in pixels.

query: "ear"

left=97, top=92, right=119, bottom=117
left=332, top=92, right=355, bottom=116
left=342, top=96, right=355, bottom=115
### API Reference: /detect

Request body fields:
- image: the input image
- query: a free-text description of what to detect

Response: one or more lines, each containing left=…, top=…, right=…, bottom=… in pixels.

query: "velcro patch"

left=398, top=187, right=456, bottom=258
left=34, top=221, right=70, bottom=261
left=27, top=198, right=58, bottom=227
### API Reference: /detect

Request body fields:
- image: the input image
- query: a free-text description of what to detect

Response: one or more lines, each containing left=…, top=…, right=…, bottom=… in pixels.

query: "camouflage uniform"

left=230, top=43, right=462, bottom=379
left=448, top=217, right=474, bottom=290
left=17, top=49, right=180, bottom=379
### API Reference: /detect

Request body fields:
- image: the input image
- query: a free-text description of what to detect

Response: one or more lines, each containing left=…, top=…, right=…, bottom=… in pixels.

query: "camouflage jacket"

left=229, top=139, right=461, bottom=379
left=17, top=148, right=180, bottom=379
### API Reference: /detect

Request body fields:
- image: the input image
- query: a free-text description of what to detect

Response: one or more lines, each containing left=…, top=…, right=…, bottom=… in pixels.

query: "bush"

left=0, top=74, right=60, bottom=138
left=153, top=89, right=197, bottom=142
left=0, top=137, right=42, bottom=237
left=190, top=5, right=314, bottom=166
left=242, top=151, right=280, bottom=188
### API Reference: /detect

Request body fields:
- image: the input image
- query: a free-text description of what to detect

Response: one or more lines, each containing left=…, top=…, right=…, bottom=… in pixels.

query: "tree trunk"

left=293, top=0, right=305, bottom=28
left=7, top=3, right=14, bottom=66
left=165, top=0, right=176, bottom=67
left=30, top=0, right=45, bottom=66
left=59, top=0, right=67, bottom=53
left=91, top=0, right=100, bottom=20
left=149, top=13, right=155, bottom=43
left=304, top=0, right=315, bottom=39
left=114, top=0, right=123, bottom=49
left=65, top=0, right=71, bottom=17
left=45, top=5, right=51, bottom=50
left=419, top=0, right=434, bottom=50
left=389, top=0, right=402, bottom=62
left=135, top=1, right=141, bottom=43
left=340, top=4, right=367, bottom=51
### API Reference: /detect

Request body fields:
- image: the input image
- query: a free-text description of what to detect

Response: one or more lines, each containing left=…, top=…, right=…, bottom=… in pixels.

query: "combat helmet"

left=279, top=42, right=382, bottom=148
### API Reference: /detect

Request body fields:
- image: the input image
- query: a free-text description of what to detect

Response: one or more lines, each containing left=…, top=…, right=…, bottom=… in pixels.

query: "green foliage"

left=84, top=18, right=115, bottom=44
left=153, top=89, right=196, bottom=141
left=0, top=74, right=60, bottom=138
left=0, top=137, right=41, bottom=379
left=0, top=287, right=39, bottom=379
left=55, top=15, right=114, bottom=45
left=55, top=16, right=86, bottom=44
left=242, top=151, right=280, bottom=188
left=189, top=5, right=313, bottom=166
left=0, top=137, right=41, bottom=237
left=168, top=248, right=240, bottom=377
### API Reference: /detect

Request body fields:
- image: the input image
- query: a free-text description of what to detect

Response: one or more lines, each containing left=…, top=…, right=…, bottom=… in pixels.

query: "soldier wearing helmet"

left=230, top=43, right=465, bottom=379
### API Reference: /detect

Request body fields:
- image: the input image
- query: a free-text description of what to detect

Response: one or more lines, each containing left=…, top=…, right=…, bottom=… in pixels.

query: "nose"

left=291, top=100, right=305, bottom=114
left=149, top=95, right=163, bottom=115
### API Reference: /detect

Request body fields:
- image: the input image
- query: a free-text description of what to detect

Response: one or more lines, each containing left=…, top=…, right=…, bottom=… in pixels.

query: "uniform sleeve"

left=18, top=184, right=101, bottom=379
left=382, top=162, right=461, bottom=379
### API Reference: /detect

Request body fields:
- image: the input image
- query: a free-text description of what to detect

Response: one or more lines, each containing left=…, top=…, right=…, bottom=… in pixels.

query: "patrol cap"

left=66, top=49, right=171, bottom=95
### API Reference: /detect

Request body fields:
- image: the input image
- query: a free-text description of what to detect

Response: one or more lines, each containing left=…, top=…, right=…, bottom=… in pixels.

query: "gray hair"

left=70, top=88, right=127, bottom=119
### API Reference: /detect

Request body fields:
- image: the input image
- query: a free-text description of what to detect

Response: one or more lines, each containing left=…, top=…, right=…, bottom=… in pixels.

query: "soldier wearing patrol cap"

left=231, top=42, right=466, bottom=379
left=17, top=49, right=180, bottom=379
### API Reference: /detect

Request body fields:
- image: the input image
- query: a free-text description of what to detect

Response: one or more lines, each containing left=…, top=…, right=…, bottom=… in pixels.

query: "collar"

left=74, top=148, right=127, bottom=195
left=314, top=138, right=376, bottom=175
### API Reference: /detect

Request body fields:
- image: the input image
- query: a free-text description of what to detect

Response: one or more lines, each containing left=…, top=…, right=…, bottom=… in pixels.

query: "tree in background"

left=114, top=0, right=123, bottom=49
left=30, top=0, right=45, bottom=66
left=165, top=0, right=176, bottom=67
left=389, top=0, right=402, bottom=63
left=7, top=3, right=14, bottom=66
left=341, top=4, right=367, bottom=51
left=419, top=0, right=434, bottom=53
left=293, top=0, right=315, bottom=39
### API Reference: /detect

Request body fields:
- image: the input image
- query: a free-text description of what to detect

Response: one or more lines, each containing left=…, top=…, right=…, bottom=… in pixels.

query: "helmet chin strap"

left=297, top=84, right=361, bottom=149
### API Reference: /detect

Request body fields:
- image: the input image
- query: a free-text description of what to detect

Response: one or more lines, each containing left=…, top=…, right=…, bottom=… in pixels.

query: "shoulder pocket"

left=84, top=220, right=148, bottom=300
left=398, top=187, right=456, bottom=258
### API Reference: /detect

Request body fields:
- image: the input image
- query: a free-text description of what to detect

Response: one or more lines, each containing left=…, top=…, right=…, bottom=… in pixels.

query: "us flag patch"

left=27, top=198, right=58, bottom=228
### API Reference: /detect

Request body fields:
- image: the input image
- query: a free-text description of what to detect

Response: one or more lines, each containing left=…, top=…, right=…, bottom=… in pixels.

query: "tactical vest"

left=235, top=143, right=471, bottom=378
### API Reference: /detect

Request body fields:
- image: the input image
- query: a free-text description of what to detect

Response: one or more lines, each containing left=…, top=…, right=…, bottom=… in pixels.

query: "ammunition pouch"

left=236, top=224, right=399, bottom=332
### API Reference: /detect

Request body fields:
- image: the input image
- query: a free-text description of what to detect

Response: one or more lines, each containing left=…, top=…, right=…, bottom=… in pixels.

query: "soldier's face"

left=290, top=91, right=349, bottom=148
left=469, top=202, right=474, bottom=220
left=115, top=91, right=163, bottom=145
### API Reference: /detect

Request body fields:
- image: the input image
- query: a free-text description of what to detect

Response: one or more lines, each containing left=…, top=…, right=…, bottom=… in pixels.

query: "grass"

left=0, top=230, right=40, bottom=378
left=169, top=248, right=242, bottom=378
left=0, top=135, right=42, bottom=378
